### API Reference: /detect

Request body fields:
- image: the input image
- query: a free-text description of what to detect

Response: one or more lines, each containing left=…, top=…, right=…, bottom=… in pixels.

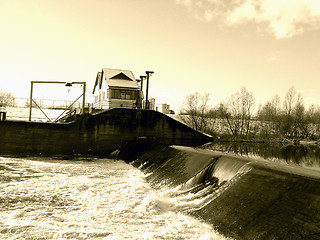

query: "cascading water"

left=156, top=157, right=253, bottom=213
left=0, top=157, right=231, bottom=240
left=113, top=142, right=320, bottom=239
left=2, top=140, right=319, bottom=240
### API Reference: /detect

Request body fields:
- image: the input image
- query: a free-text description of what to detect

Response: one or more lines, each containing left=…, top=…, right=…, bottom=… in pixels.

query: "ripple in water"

left=0, top=157, right=230, bottom=240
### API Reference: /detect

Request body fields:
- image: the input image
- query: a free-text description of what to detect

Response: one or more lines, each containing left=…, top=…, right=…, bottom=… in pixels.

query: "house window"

left=110, top=89, right=137, bottom=100
left=120, top=90, right=126, bottom=99
left=111, top=89, right=120, bottom=99
left=126, top=92, right=131, bottom=100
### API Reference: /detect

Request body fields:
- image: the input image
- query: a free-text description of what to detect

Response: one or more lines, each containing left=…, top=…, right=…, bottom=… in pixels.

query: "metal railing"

left=93, top=100, right=136, bottom=110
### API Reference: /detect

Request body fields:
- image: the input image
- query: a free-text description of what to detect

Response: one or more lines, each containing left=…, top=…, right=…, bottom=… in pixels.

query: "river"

left=0, top=156, right=230, bottom=240
left=200, top=141, right=320, bottom=169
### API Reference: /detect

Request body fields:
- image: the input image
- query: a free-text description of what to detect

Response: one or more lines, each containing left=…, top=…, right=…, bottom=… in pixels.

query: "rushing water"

left=0, top=157, right=230, bottom=240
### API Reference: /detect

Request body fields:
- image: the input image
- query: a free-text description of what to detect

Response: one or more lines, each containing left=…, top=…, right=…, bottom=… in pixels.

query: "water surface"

left=201, top=142, right=320, bottom=169
left=0, top=157, right=229, bottom=240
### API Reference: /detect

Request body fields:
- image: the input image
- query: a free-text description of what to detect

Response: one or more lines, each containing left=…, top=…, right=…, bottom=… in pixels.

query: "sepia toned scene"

left=0, top=1, right=319, bottom=239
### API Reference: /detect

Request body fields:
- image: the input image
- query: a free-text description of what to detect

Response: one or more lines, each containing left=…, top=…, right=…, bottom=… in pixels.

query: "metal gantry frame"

left=28, top=81, right=86, bottom=122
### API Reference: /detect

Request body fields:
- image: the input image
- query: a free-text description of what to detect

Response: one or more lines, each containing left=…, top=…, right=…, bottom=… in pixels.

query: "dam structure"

left=0, top=108, right=212, bottom=156
left=0, top=69, right=212, bottom=156
left=115, top=139, right=320, bottom=240
left=1, top=107, right=319, bottom=239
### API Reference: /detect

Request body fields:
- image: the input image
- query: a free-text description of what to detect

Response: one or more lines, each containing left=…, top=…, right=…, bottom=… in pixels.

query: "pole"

left=29, top=81, right=34, bottom=121
left=146, top=75, right=149, bottom=109
left=139, top=76, right=146, bottom=109
left=145, top=71, right=154, bottom=110
left=82, top=82, right=86, bottom=114
left=54, top=94, right=83, bottom=122
left=31, top=99, right=52, bottom=122
left=141, top=78, right=143, bottom=91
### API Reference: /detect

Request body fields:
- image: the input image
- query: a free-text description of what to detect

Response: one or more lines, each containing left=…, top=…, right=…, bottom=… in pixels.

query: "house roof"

left=103, top=68, right=139, bottom=89
left=92, top=68, right=140, bottom=94
left=92, top=71, right=102, bottom=94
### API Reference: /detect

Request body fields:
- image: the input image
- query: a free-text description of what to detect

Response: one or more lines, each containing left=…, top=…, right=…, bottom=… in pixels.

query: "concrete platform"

left=0, top=108, right=212, bottom=156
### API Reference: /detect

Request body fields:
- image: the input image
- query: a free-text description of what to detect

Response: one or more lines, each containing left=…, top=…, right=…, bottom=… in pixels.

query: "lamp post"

left=145, top=71, right=154, bottom=110
left=28, top=81, right=86, bottom=121
left=139, top=75, right=147, bottom=109
left=139, top=75, right=147, bottom=91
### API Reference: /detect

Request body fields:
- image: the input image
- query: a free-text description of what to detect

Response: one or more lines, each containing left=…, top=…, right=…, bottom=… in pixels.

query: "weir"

left=0, top=108, right=211, bottom=156
left=116, top=139, right=320, bottom=240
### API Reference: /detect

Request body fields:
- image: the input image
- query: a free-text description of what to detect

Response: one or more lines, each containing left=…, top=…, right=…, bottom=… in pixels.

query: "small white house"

left=156, top=104, right=170, bottom=114
left=161, top=104, right=170, bottom=114
left=92, top=68, right=143, bottom=109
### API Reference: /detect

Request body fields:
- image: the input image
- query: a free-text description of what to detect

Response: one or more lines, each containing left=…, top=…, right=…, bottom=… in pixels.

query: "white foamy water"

left=0, top=157, right=230, bottom=240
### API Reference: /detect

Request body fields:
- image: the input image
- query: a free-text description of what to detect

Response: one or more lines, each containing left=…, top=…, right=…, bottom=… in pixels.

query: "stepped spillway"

left=116, top=139, right=320, bottom=240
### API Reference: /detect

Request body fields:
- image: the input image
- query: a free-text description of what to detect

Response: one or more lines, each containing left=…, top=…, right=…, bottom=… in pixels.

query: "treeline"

left=0, top=90, right=15, bottom=107
left=0, top=90, right=78, bottom=109
left=0, top=91, right=29, bottom=108
left=179, top=87, right=320, bottom=141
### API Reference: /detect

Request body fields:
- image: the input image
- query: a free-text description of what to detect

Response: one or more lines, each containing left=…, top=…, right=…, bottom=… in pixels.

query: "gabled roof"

left=92, top=71, right=102, bottom=94
left=110, top=72, right=132, bottom=80
left=104, top=68, right=139, bottom=89
left=92, top=68, right=140, bottom=94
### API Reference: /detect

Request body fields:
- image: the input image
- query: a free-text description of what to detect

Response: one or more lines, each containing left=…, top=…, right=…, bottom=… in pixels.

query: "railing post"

left=28, top=81, right=34, bottom=121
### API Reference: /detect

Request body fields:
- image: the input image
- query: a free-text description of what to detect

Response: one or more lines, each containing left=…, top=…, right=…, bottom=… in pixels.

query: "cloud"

left=175, top=0, right=192, bottom=7
left=204, top=10, right=214, bottom=21
left=175, top=0, right=320, bottom=38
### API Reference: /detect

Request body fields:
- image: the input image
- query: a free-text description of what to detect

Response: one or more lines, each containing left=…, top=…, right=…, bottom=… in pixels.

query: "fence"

left=11, top=97, right=82, bottom=109
left=93, top=100, right=136, bottom=110
left=3, top=97, right=85, bottom=122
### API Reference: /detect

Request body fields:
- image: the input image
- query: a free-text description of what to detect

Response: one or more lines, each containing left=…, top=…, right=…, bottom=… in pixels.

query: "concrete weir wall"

left=117, top=140, right=320, bottom=240
left=0, top=108, right=212, bottom=156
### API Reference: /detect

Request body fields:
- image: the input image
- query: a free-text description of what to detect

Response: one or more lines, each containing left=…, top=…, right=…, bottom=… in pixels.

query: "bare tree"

left=217, top=102, right=237, bottom=136
left=241, top=87, right=255, bottom=135
left=293, top=93, right=307, bottom=137
left=179, top=92, right=210, bottom=132
left=284, top=87, right=296, bottom=116
left=257, top=94, right=281, bottom=136
left=258, top=94, right=280, bottom=120
left=270, top=94, right=281, bottom=119
left=222, top=87, right=255, bottom=137
left=0, top=91, right=15, bottom=107
left=307, top=105, right=320, bottom=138
left=282, top=87, right=297, bottom=136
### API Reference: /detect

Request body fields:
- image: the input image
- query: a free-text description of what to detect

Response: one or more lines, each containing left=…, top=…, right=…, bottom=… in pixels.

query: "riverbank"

left=212, top=134, right=320, bottom=144
left=200, top=140, right=320, bottom=169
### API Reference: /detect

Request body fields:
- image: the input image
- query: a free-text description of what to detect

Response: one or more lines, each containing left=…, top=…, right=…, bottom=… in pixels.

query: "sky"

left=1, top=0, right=320, bottom=112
